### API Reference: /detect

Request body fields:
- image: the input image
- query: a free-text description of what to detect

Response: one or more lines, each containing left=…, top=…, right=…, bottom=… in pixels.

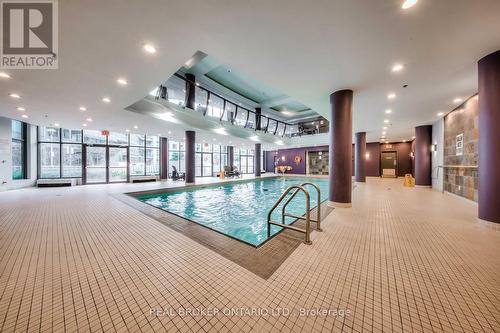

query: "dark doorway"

left=381, top=151, right=397, bottom=178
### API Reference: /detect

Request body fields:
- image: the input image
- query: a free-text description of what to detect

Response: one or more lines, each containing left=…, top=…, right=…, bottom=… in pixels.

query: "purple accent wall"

left=415, top=125, right=432, bottom=186
left=329, top=90, right=353, bottom=204
left=273, top=145, right=329, bottom=174
left=160, top=137, right=168, bottom=179
left=185, top=130, right=195, bottom=183
left=380, top=142, right=413, bottom=176
left=411, top=140, right=416, bottom=175
left=265, top=151, right=276, bottom=172
left=355, top=132, right=366, bottom=182
left=267, top=140, right=413, bottom=180
left=478, top=50, right=500, bottom=223
left=366, top=143, right=381, bottom=177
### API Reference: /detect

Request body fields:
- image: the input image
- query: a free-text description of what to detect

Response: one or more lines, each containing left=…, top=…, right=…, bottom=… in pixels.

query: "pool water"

left=137, top=177, right=329, bottom=246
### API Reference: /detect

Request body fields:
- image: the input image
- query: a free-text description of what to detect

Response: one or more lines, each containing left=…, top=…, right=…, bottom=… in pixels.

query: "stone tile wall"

left=443, top=95, right=479, bottom=201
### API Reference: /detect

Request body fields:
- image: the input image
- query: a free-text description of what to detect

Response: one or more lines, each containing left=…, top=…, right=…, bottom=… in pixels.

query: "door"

left=85, top=146, right=107, bottom=183
left=108, top=147, right=128, bottom=182
left=84, top=146, right=129, bottom=184
left=381, top=151, right=397, bottom=178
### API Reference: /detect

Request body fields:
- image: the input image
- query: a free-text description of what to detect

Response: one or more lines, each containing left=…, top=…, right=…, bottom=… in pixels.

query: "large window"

left=38, top=127, right=159, bottom=179
left=38, top=127, right=67, bottom=178
left=39, top=127, right=83, bottom=178
left=168, top=140, right=185, bottom=177
left=169, top=142, right=227, bottom=178
left=129, top=134, right=160, bottom=176
left=235, top=148, right=254, bottom=174
left=195, top=143, right=228, bottom=177
left=12, top=120, right=26, bottom=180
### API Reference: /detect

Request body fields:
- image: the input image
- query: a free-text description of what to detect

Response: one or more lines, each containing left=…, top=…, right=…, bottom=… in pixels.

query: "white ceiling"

left=1, top=0, right=499, bottom=145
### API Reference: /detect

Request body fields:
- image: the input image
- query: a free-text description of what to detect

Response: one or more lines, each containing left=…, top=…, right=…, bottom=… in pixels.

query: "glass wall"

left=37, top=127, right=159, bottom=180
left=39, top=127, right=66, bottom=178
left=168, top=140, right=185, bottom=177
left=234, top=148, right=254, bottom=174
left=158, top=75, right=302, bottom=138
left=169, top=141, right=228, bottom=178
left=11, top=120, right=26, bottom=180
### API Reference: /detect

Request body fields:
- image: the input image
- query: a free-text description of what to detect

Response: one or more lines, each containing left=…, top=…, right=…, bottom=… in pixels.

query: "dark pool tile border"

left=114, top=193, right=333, bottom=280
left=126, top=175, right=280, bottom=198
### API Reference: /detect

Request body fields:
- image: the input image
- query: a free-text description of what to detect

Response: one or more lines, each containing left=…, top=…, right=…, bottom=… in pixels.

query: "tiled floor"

left=0, top=177, right=499, bottom=332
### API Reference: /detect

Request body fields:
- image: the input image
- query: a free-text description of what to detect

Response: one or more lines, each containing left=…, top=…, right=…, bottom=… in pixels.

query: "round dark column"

left=228, top=146, right=234, bottom=169
left=185, top=130, right=195, bottom=184
left=160, top=137, right=169, bottom=179
left=414, top=125, right=432, bottom=186
left=355, top=132, right=366, bottom=183
left=478, top=50, right=500, bottom=223
left=328, top=89, right=353, bottom=207
left=185, top=73, right=196, bottom=110
left=255, top=143, right=261, bottom=177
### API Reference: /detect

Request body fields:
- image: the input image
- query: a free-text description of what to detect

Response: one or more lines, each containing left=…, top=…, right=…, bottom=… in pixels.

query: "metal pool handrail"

left=267, top=185, right=312, bottom=245
left=281, top=182, right=322, bottom=232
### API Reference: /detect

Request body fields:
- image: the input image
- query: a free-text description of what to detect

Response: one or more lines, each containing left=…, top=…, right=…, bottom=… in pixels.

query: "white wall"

left=431, top=118, right=444, bottom=191
left=0, top=116, right=37, bottom=191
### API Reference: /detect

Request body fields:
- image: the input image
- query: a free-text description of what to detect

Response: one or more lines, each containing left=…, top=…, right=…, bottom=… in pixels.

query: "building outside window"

left=11, top=120, right=26, bottom=180
left=167, top=140, right=185, bottom=177
left=172, top=142, right=228, bottom=178
left=195, top=143, right=228, bottom=177
left=38, top=127, right=159, bottom=180
left=234, top=148, right=254, bottom=174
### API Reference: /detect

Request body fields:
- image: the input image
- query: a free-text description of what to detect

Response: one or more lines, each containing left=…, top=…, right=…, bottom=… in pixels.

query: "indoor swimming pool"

left=136, top=177, right=329, bottom=246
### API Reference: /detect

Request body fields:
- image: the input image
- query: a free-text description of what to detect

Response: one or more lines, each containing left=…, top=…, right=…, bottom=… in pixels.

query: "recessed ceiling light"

left=79, top=106, right=87, bottom=111
left=402, top=140, right=407, bottom=143
left=86, top=118, right=93, bottom=122
left=385, top=109, right=392, bottom=114
left=382, top=131, right=387, bottom=135
left=0, top=72, right=11, bottom=78
left=21, top=114, right=28, bottom=118
left=384, top=119, right=390, bottom=124
left=381, top=136, right=386, bottom=139
left=453, top=98, right=463, bottom=103
left=437, top=112, right=444, bottom=116
left=54, top=123, right=60, bottom=127
left=16, top=107, right=25, bottom=111
left=116, top=78, right=128, bottom=85
left=387, top=93, right=396, bottom=99
left=392, top=64, right=404, bottom=72
left=402, top=0, right=418, bottom=9
left=143, top=43, right=157, bottom=54
left=133, top=125, right=138, bottom=129
left=9, top=93, right=21, bottom=99
left=125, top=129, right=130, bottom=132
left=383, top=126, right=388, bottom=130
left=82, top=123, right=88, bottom=127
left=168, top=131, right=172, bottom=134
left=102, top=97, right=111, bottom=103
left=412, top=136, right=416, bottom=139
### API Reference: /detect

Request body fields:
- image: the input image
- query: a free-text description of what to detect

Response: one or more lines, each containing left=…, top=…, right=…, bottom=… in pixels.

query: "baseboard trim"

left=327, top=201, right=352, bottom=208
left=443, top=191, right=478, bottom=205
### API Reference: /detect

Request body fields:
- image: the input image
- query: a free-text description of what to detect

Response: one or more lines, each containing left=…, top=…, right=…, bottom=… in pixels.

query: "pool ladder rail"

left=267, top=182, right=322, bottom=245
